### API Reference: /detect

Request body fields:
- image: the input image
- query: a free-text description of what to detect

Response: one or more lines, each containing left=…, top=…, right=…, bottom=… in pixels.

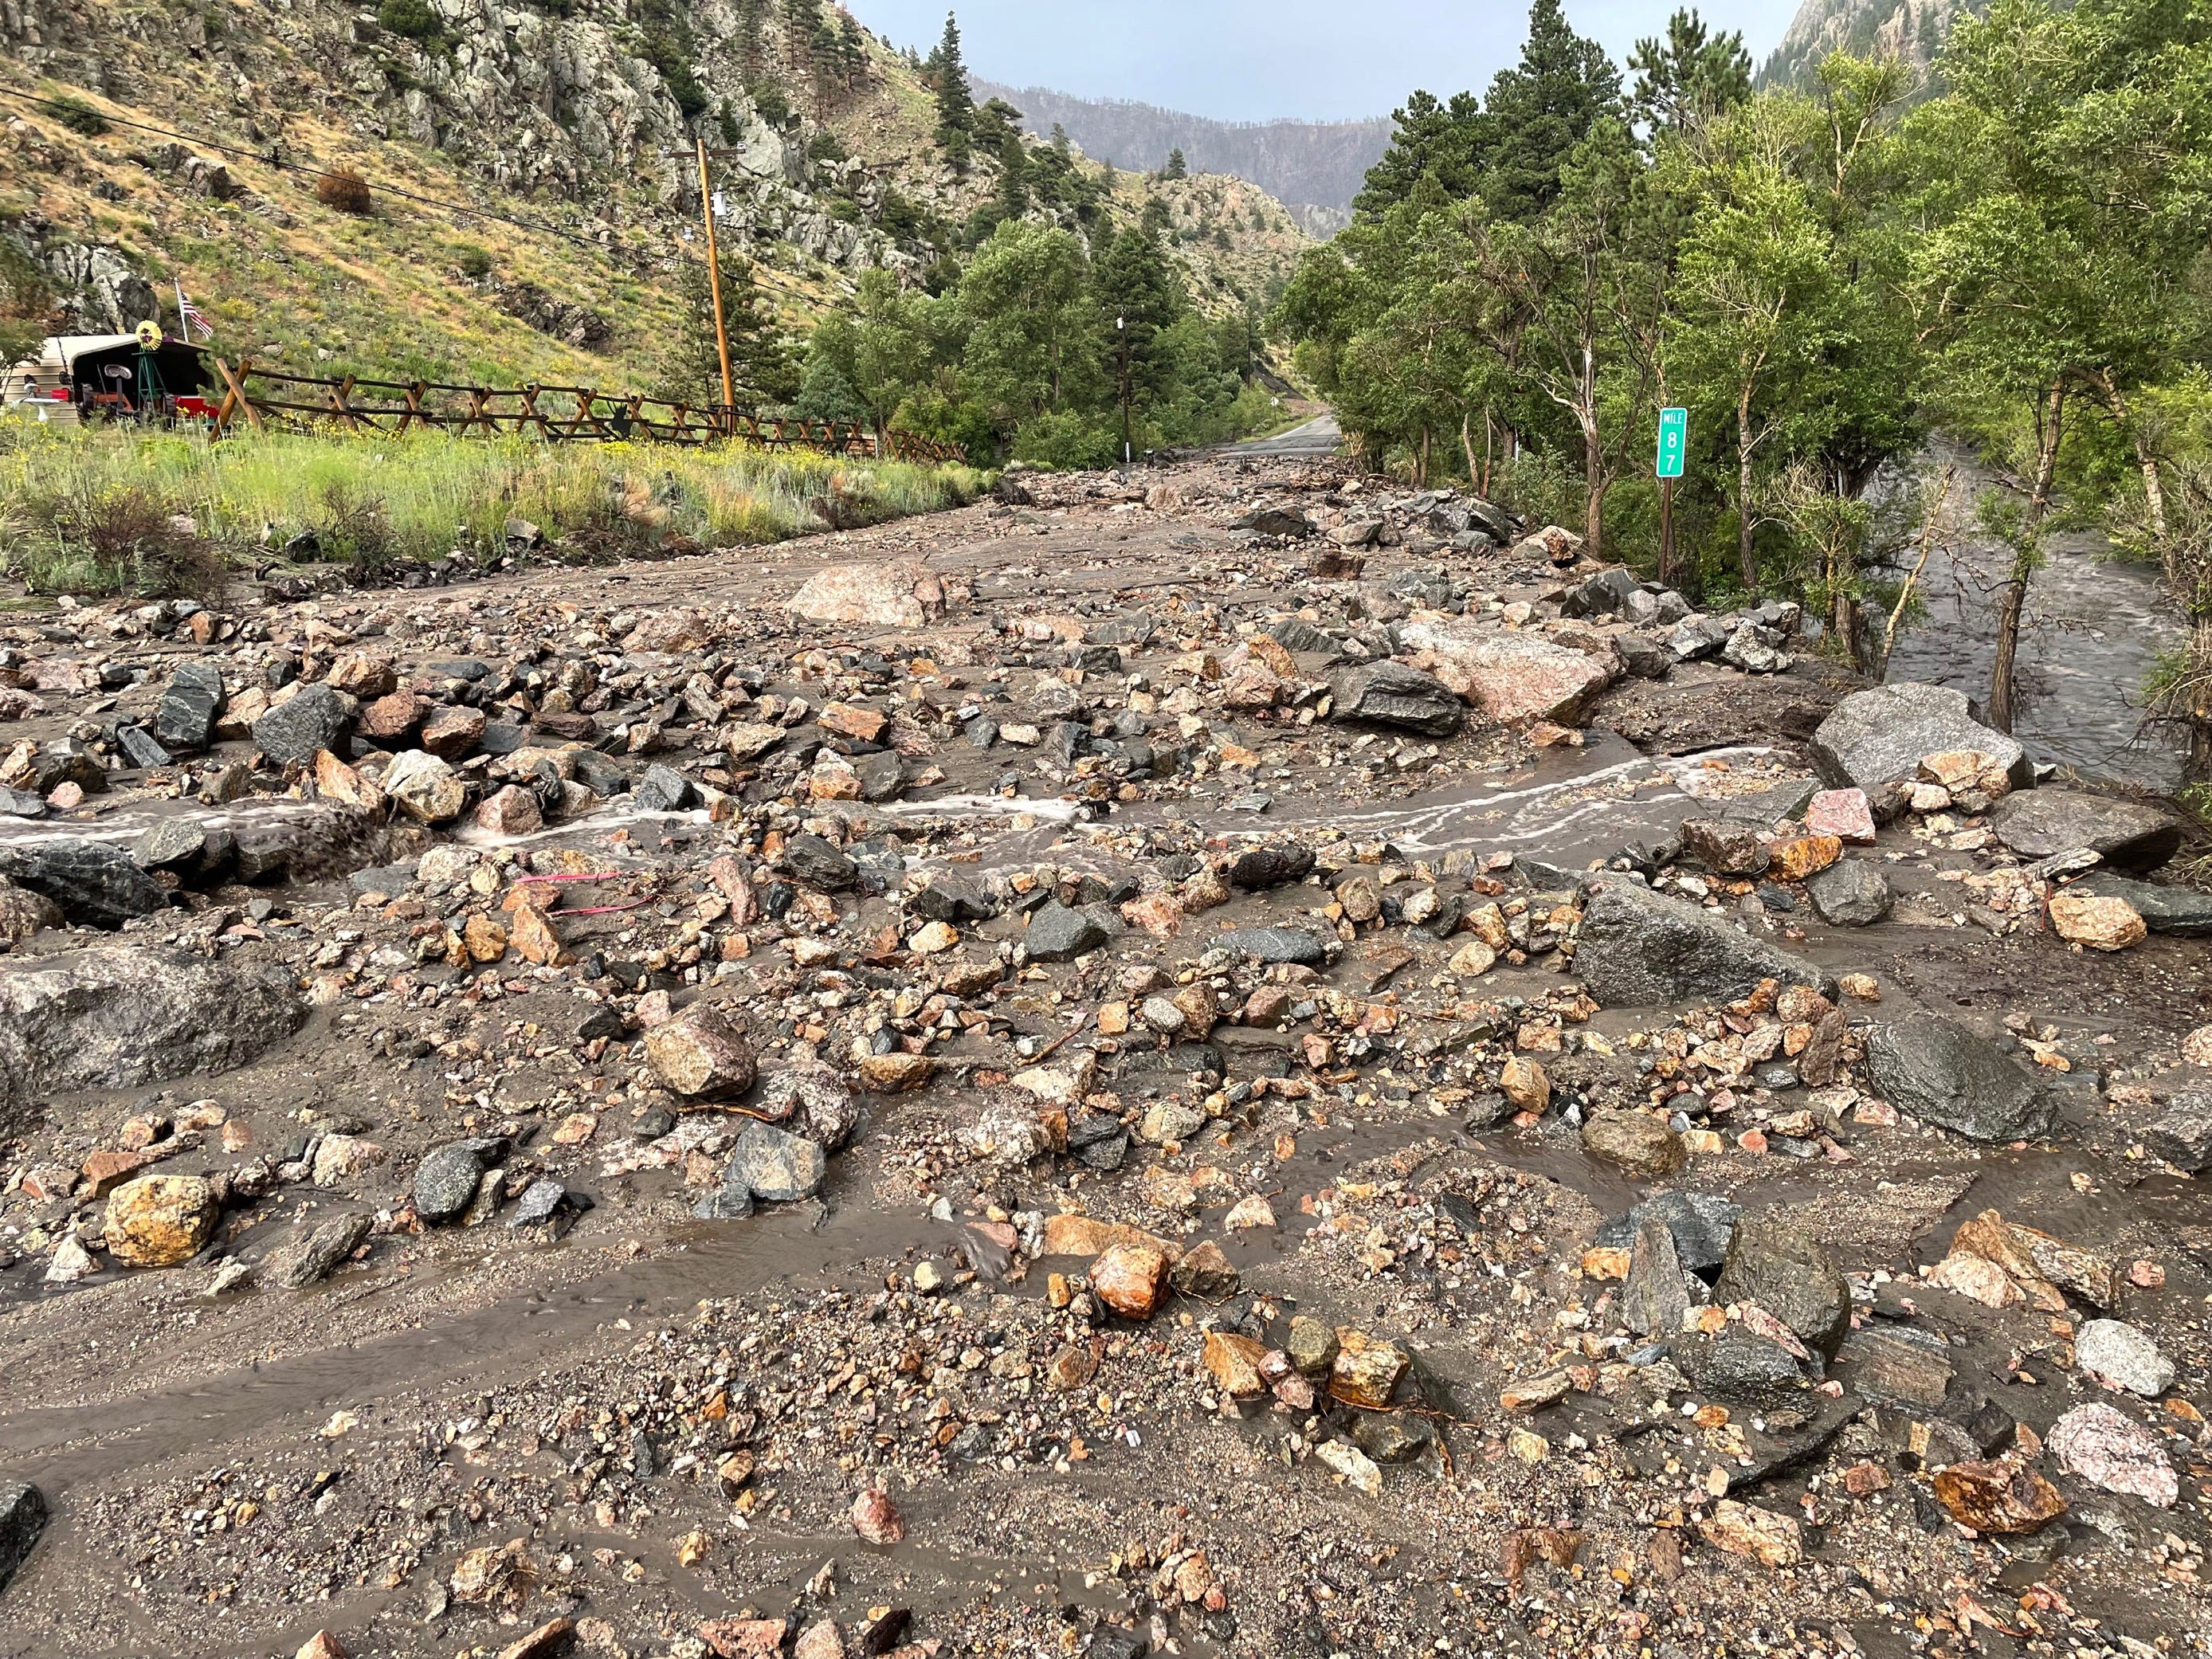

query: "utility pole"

left=1116, top=313, right=1131, bottom=470
left=695, top=135, right=736, bottom=436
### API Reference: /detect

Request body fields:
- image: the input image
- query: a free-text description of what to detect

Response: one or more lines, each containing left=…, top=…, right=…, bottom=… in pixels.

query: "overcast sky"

left=844, top=1, right=1794, bottom=124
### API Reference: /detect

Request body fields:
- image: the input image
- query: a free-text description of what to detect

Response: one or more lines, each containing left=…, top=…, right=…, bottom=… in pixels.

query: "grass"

left=0, top=423, right=984, bottom=598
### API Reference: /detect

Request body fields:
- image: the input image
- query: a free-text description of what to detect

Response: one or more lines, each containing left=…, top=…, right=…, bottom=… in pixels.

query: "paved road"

left=1218, top=411, right=1341, bottom=458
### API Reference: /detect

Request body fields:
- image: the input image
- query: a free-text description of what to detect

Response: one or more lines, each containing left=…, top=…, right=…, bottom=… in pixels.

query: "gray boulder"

left=0, top=1483, right=45, bottom=1594
left=1024, top=901, right=1108, bottom=962
left=1694, top=1335, right=1811, bottom=1410
left=1865, top=1014, right=2061, bottom=1142
left=1712, top=1213, right=1852, bottom=1356
left=1990, top=789, right=2182, bottom=871
left=755, top=1065, right=861, bottom=1151
left=155, top=662, right=226, bottom=752
left=251, top=682, right=352, bottom=768
left=1560, top=567, right=1643, bottom=620
left=1574, top=876, right=1835, bottom=1007
left=414, top=1137, right=508, bottom=1224
left=270, top=1211, right=373, bottom=1289
left=1331, top=661, right=1464, bottom=737
left=2141, top=1094, right=2212, bottom=1173
left=0, top=947, right=305, bottom=1128
left=1594, top=1190, right=1739, bottom=1273
left=1619, top=1217, right=1692, bottom=1337
left=1807, top=860, right=1892, bottom=927
left=783, top=833, right=857, bottom=890
left=0, top=837, right=167, bottom=926
left=1810, top=682, right=2030, bottom=794
left=1214, top=925, right=1331, bottom=967
left=725, top=1120, right=827, bottom=1202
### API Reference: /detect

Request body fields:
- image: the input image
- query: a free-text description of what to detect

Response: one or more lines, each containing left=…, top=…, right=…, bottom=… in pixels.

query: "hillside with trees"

left=1276, top=0, right=2212, bottom=775
left=0, top=0, right=1303, bottom=453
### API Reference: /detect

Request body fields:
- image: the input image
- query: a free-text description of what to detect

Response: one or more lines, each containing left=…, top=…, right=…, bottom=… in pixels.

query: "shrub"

left=316, top=167, right=374, bottom=215
left=47, top=95, right=108, bottom=137
left=376, top=0, right=443, bottom=40
left=10, top=481, right=228, bottom=599
left=453, top=244, right=493, bottom=280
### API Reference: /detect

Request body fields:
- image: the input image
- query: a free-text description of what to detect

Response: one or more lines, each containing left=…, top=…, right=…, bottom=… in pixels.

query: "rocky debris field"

left=0, top=453, right=2205, bottom=1659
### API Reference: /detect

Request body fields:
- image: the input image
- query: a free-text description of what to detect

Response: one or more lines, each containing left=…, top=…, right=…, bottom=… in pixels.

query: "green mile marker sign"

left=1655, top=408, right=1688, bottom=479
left=1655, top=407, right=1688, bottom=479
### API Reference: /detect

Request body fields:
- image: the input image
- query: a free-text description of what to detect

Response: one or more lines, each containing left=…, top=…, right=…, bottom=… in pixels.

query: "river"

left=1876, top=449, right=2191, bottom=792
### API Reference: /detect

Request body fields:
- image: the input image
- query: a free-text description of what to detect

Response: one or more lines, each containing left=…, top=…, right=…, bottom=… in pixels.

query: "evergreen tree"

left=1163, top=147, right=1187, bottom=179
left=1093, top=225, right=1184, bottom=410
left=1351, top=89, right=1488, bottom=218
left=663, top=249, right=800, bottom=411
left=1140, top=195, right=1172, bottom=241
left=1627, top=9, right=1752, bottom=135
left=929, top=12, right=975, bottom=168
left=1481, top=0, right=1622, bottom=222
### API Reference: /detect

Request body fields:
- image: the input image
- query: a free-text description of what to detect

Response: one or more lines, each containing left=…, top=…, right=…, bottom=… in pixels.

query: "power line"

left=2, top=88, right=830, bottom=307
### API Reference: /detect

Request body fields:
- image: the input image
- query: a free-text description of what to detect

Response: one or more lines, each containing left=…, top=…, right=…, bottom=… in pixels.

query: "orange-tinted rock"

left=1091, top=1241, right=1170, bottom=1320
left=1931, top=1459, right=2067, bottom=1533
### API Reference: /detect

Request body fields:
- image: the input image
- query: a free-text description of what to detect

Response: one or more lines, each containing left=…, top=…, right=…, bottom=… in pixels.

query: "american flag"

left=174, top=280, right=212, bottom=343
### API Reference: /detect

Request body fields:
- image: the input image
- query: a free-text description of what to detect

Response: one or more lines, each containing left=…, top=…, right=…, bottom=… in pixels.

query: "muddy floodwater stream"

left=1879, top=452, right=2191, bottom=791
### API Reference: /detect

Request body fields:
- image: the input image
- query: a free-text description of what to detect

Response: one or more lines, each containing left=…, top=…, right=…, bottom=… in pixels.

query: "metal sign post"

left=1656, top=406, right=1686, bottom=585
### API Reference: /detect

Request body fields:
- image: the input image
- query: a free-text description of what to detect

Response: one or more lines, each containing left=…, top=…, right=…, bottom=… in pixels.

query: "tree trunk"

left=1736, top=386, right=1759, bottom=594
left=2095, top=371, right=2167, bottom=542
left=1989, top=378, right=2068, bottom=735
left=1583, top=418, right=1604, bottom=556
left=2193, top=617, right=2212, bottom=782
left=1461, top=410, right=1479, bottom=488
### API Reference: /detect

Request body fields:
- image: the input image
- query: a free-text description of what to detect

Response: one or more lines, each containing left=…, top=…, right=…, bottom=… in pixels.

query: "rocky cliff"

left=0, top=0, right=1305, bottom=392
left=1757, top=0, right=1977, bottom=88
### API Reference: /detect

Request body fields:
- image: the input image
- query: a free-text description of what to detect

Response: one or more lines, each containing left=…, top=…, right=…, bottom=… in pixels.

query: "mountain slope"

left=0, top=0, right=1307, bottom=401
left=975, top=80, right=1386, bottom=239
left=1757, top=0, right=1976, bottom=87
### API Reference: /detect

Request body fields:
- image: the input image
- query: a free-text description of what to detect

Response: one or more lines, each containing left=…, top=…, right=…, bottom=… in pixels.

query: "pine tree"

left=665, top=248, right=801, bottom=411
left=1481, top=0, right=1622, bottom=222
left=1627, top=9, right=1751, bottom=135
left=1094, top=224, right=1185, bottom=411
left=1163, top=147, right=1187, bottom=179
left=931, top=12, right=974, bottom=168
left=1351, top=89, right=1488, bottom=218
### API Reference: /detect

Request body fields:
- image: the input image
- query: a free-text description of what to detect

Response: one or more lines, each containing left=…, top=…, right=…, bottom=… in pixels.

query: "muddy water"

left=0, top=1203, right=953, bottom=1497
left=1879, top=452, right=2190, bottom=790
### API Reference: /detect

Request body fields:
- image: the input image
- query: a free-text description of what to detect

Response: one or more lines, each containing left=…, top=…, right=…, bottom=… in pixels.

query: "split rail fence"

left=204, top=359, right=964, bottom=463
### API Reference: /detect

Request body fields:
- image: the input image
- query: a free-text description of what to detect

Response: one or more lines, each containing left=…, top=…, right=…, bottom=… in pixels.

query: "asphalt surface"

left=1218, top=411, right=1341, bottom=458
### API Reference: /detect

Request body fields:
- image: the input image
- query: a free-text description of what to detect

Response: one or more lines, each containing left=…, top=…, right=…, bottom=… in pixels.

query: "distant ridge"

left=974, top=80, right=1388, bottom=238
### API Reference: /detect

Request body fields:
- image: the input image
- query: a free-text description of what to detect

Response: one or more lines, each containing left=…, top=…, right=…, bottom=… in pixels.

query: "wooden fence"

left=204, top=359, right=964, bottom=463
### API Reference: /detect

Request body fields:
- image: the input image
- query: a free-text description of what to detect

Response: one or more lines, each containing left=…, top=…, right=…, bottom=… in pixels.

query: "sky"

left=843, top=0, right=1796, bottom=124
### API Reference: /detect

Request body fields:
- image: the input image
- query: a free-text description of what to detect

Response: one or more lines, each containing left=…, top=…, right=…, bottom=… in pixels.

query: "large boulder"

left=787, top=559, right=945, bottom=628
left=1712, top=1214, right=1852, bottom=1356
left=1810, top=682, right=2030, bottom=795
left=0, top=947, right=304, bottom=1125
left=154, top=662, right=226, bottom=752
left=1865, top=1014, right=2061, bottom=1142
left=1331, top=661, right=1463, bottom=736
left=104, top=1174, right=221, bottom=1266
left=252, top=683, right=353, bottom=769
left=1395, top=618, right=1614, bottom=724
left=0, top=837, right=166, bottom=926
left=1990, top=790, right=2182, bottom=871
left=2072, top=873, right=2212, bottom=937
left=0, top=1484, right=45, bottom=1594
left=1574, top=876, right=1835, bottom=1007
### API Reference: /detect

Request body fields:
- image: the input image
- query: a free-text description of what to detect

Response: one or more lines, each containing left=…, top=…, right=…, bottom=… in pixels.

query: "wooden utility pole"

left=694, top=135, right=736, bottom=434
